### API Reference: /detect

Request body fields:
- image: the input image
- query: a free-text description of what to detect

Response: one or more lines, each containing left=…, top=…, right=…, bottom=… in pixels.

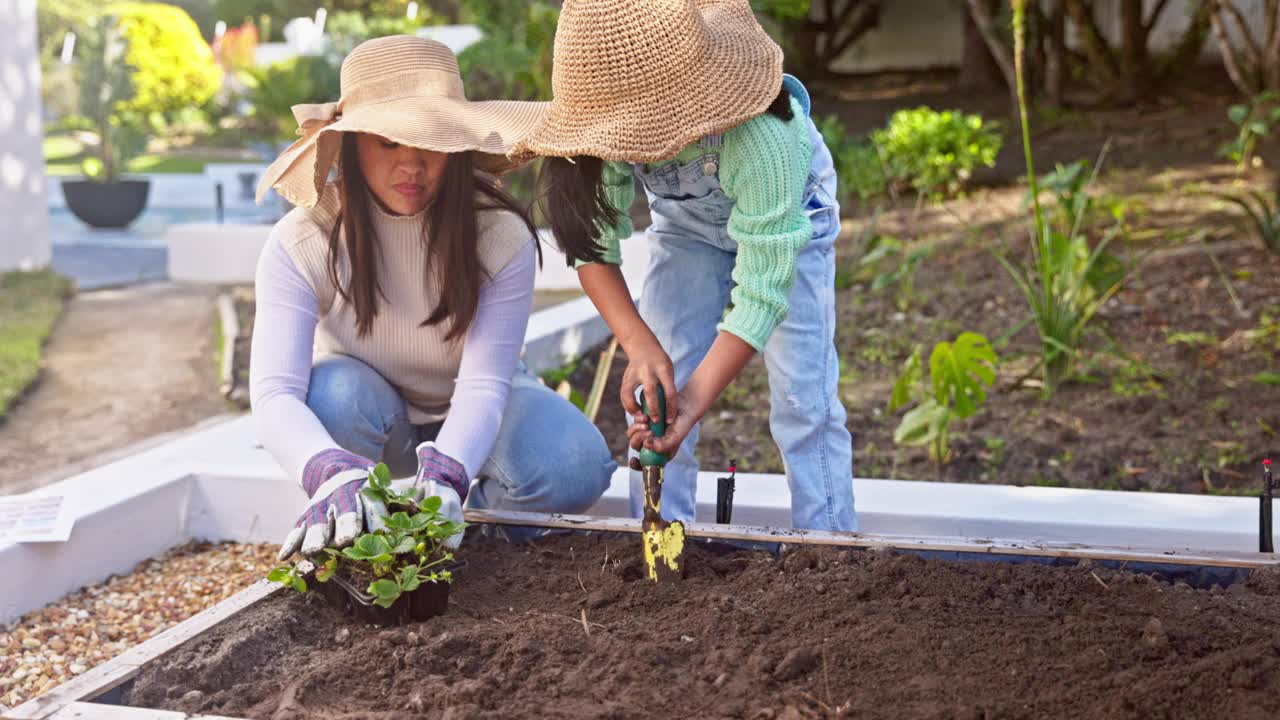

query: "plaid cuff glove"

left=278, top=448, right=374, bottom=560
left=415, top=442, right=469, bottom=503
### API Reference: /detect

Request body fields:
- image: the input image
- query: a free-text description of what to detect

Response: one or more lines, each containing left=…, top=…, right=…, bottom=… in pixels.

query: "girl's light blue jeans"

left=627, top=76, right=857, bottom=531
left=305, top=354, right=617, bottom=541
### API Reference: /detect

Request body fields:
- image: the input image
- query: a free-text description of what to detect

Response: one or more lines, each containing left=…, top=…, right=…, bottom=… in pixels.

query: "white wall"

left=0, top=0, right=50, bottom=271
left=831, top=0, right=965, bottom=74
left=831, top=0, right=1263, bottom=74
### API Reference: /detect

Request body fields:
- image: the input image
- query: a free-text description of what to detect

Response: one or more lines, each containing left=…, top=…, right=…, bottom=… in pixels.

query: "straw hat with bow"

left=510, top=0, right=783, bottom=163
left=256, top=35, right=547, bottom=209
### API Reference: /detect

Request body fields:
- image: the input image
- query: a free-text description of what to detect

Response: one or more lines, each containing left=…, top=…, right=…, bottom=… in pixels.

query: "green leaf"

left=372, top=463, right=392, bottom=486
left=888, top=346, right=923, bottom=412
left=384, top=512, right=413, bottom=531
left=392, top=535, right=417, bottom=555
left=1228, top=104, right=1250, bottom=125
left=369, top=579, right=401, bottom=608
left=929, top=332, right=998, bottom=418
left=859, top=236, right=902, bottom=267
left=288, top=575, right=307, bottom=593
left=894, top=399, right=947, bottom=446
left=343, top=533, right=392, bottom=560
left=398, top=565, right=422, bottom=592
left=419, top=495, right=444, bottom=514
left=316, top=557, right=337, bottom=583
left=267, top=567, right=291, bottom=584
left=435, top=520, right=466, bottom=538
left=1254, top=372, right=1280, bottom=386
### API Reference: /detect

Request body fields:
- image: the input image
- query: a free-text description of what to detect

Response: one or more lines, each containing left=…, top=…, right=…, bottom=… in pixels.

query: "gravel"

left=0, top=541, right=277, bottom=712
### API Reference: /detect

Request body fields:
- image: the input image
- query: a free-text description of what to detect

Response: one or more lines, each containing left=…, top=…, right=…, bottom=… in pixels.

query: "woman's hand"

left=619, top=338, right=678, bottom=425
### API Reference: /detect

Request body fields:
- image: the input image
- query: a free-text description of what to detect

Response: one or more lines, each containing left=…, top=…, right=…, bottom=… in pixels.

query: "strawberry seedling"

left=269, top=463, right=464, bottom=608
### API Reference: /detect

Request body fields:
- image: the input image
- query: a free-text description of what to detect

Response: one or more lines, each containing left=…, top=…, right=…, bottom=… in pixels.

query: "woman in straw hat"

left=252, top=36, right=615, bottom=561
left=517, top=0, right=855, bottom=531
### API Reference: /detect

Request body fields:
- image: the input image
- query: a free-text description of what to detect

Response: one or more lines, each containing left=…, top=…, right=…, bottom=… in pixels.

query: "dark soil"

left=129, top=534, right=1280, bottom=719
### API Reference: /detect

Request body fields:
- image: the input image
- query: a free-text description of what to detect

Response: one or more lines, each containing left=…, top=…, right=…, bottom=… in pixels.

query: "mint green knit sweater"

left=584, top=98, right=814, bottom=352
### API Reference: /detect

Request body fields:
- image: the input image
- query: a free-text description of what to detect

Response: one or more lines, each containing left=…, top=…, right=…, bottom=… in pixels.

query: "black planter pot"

left=316, top=571, right=452, bottom=625
left=62, top=179, right=151, bottom=229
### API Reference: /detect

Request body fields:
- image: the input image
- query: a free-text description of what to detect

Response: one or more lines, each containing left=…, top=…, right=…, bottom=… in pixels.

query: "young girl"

left=252, top=36, right=615, bottom=561
left=516, top=0, right=856, bottom=531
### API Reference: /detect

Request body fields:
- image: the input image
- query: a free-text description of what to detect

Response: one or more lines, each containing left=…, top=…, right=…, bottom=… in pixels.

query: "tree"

left=966, top=0, right=1211, bottom=109
left=1207, top=0, right=1280, bottom=96
left=959, top=0, right=1006, bottom=92
left=1062, top=0, right=1211, bottom=104
left=111, top=3, right=223, bottom=121
left=754, top=0, right=885, bottom=81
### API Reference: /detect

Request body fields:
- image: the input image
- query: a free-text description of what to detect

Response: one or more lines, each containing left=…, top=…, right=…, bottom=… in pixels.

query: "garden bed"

left=569, top=185, right=1280, bottom=495
left=0, top=541, right=275, bottom=712
left=124, top=534, right=1280, bottom=719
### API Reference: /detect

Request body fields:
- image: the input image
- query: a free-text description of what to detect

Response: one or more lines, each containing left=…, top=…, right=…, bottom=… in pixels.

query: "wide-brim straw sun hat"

left=510, top=0, right=783, bottom=164
left=256, top=35, right=547, bottom=208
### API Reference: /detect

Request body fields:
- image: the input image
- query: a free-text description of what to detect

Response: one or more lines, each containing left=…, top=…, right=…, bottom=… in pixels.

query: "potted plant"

left=61, top=13, right=150, bottom=229
left=268, top=463, right=464, bottom=625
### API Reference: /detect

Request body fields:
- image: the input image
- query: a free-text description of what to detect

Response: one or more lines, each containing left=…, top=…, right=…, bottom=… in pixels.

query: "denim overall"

left=627, top=76, right=856, bottom=531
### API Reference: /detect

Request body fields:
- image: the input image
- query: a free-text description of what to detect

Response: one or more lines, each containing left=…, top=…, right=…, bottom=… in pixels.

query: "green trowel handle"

left=637, top=386, right=668, bottom=468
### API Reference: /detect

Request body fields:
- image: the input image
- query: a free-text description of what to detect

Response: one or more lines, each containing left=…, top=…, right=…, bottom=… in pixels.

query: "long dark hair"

left=329, top=133, right=537, bottom=341
left=539, top=85, right=795, bottom=265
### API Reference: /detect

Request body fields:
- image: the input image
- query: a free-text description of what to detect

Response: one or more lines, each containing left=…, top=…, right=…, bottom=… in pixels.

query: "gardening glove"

left=279, top=448, right=379, bottom=561
left=414, top=441, right=467, bottom=551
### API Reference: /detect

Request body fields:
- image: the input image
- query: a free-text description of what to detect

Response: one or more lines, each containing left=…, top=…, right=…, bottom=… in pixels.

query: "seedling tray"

left=314, top=564, right=459, bottom=626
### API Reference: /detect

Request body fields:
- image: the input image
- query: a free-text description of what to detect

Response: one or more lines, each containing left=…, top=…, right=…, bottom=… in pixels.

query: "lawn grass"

left=0, top=270, right=75, bottom=418
left=43, top=135, right=233, bottom=176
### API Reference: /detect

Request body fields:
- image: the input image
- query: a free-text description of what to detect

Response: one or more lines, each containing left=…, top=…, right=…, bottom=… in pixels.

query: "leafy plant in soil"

left=997, top=11, right=1130, bottom=398
left=858, top=235, right=934, bottom=311
left=887, top=331, right=998, bottom=464
left=268, top=464, right=463, bottom=608
left=1219, top=90, right=1280, bottom=173
left=1212, top=186, right=1280, bottom=254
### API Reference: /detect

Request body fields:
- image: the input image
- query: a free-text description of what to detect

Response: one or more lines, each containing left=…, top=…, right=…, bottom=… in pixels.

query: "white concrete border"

left=2, top=411, right=1274, bottom=624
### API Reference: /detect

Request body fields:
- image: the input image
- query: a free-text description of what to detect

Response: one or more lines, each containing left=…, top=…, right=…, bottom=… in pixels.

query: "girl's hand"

left=620, top=339, right=678, bottom=424
left=627, top=391, right=699, bottom=459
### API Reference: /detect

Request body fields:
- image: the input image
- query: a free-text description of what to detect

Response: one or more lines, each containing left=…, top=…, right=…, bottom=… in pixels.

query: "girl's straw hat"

left=256, top=35, right=546, bottom=208
left=510, top=0, right=783, bottom=163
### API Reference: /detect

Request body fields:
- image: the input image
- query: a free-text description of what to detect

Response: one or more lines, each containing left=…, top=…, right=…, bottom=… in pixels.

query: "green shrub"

left=241, top=55, right=341, bottom=140
left=817, top=114, right=887, bottom=204
left=457, top=0, right=559, bottom=101
left=872, top=107, right=1002, bottom=199
left=324, top=11, right=425, bottom=57
left=111, top=2, right=223, bottom=122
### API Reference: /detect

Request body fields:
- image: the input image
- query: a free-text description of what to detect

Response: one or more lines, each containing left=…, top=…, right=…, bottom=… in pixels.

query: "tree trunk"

left=1064, top=0, right=1122, bottom=97
left=1156, top=0, right=1211, bottom=83
left=1044, top=0, right=1067, bottom=106
left=1210, top=1, right=1260, bottom=95
left=965, top=0, right=1020, bottom=116
left=960, top=0, right=1005, bottom=91
left=820, top=0, right=883, bottom=75
left=1119, top=0, right=1148, bottom=100
left=1266, top=0, right=1280, bottom=89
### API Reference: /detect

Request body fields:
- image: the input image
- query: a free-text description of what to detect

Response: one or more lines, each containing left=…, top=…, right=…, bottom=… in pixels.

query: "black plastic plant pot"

left=62, top=179, right=150, bottom=228
left=316, top=571, right=451, bottom=626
